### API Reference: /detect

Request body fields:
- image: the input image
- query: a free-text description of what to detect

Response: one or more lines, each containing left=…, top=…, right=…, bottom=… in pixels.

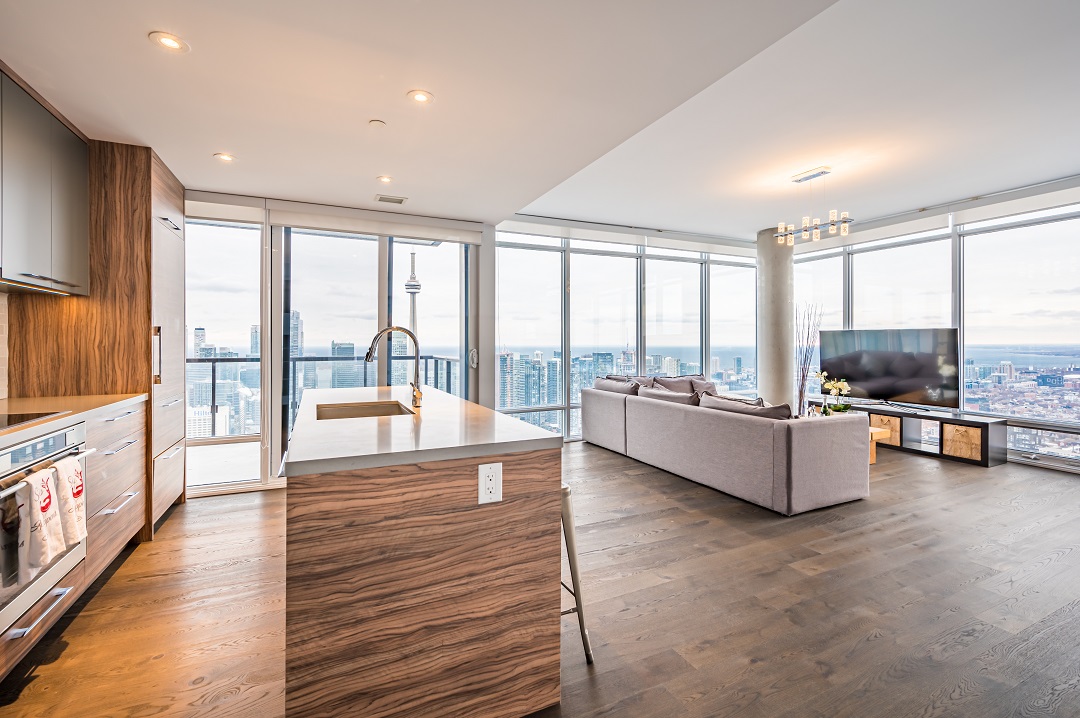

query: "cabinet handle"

left=161, top=446, right=184, bottom=460
left=153, top=327, right=163, bottom=384
left=105, top=439, right=139, bottom=456
left=9, top=586, right=73, bottom=639
left=19, top=272, right=56, bottom=282
left=103, top=491, right=139, bottom=515
left=159, top=217, right=181, bottom=232
left=160, top=398, right=183, bottom=408
left=104, top=409, right=138, bottom=423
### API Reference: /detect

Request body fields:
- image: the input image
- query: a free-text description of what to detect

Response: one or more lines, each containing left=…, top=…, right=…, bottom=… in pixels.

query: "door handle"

left=160, top=398, right=182, bottom=408
left=8, top=587, right=73, bottom=639
left=103, top=491, right=139, bottom=515
left=159, top=216, right=181, bottom=232
left=104, top=409, right=138, bottom=423
left=161, top=445, right=184, bottom=460
left=153, top=327, right=162, bottom=384
left=104, top=439, right=139, bottom=456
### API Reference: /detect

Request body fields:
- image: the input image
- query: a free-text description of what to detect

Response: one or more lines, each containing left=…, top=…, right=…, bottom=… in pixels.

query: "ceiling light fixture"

left=213, top=152, right=236, bottom=162
left=407, top=89, right=434, bottom=104
left=148, top=31, right=190, bottom=53
left=377, top=176, right=393, bottom=184
left=776, top=167, right=853, bottom=246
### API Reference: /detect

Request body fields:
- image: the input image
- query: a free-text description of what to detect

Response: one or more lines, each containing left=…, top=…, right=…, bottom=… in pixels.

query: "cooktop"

left=0, top=412, right=64, bottom=431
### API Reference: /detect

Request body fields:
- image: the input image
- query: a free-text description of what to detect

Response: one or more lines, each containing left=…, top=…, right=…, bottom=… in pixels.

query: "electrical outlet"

left=478, top=462, right=503, bottom=504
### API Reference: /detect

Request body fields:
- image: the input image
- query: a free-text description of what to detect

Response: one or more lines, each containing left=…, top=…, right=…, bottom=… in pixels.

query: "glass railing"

left=283, top=354, right=461, bottom=430
left=186, top=357, right=262, bottom=439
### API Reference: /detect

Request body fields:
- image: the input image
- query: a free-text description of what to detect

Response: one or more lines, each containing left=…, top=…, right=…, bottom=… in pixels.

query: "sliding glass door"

left=282, top=229, right=382, bottom=429
left=184, top=220, right=266, bottom=492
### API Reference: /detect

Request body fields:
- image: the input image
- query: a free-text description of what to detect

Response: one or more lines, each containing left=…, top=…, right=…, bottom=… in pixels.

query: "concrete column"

left=756, top=228, right=794, bottom=407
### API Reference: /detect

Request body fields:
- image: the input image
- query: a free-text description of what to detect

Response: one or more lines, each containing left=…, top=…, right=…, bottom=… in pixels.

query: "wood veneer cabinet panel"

left=286, top=448, right=562, bottom=718
left=9, top=141, right=186, bottom=540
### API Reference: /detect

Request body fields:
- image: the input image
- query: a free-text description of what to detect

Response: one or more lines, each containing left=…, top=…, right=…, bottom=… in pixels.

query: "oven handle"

left=8, top=586, right=73, bottom=639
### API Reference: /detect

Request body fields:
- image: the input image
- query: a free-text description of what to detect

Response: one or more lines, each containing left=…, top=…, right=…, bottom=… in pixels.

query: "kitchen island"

left=283, top=386, right=564, bottom=718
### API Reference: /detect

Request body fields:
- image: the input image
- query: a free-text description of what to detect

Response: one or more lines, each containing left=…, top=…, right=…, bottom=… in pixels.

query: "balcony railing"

left=188, top=354, right=461, bottom=438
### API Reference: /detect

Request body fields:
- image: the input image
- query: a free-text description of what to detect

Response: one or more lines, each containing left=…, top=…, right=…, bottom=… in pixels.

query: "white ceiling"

left=523, top=0, right=1080, bottom=239
left=0, top=0, right=837, bottom=226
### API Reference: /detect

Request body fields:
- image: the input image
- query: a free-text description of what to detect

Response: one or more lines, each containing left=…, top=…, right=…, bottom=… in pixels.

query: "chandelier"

left=775, top=166, right=853, bottom=246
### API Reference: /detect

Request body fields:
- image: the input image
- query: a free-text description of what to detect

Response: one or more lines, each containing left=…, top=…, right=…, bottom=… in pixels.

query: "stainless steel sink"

left=316, top=401, right=416, bottom=420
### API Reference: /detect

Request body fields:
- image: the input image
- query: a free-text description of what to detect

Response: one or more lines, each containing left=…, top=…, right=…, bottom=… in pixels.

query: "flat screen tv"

left=819, top=328, right=960, bottom=409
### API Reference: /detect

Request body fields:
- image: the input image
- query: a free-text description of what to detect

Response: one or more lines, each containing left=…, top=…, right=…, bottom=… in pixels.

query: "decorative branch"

left=794, top=304, right=822, bottom=416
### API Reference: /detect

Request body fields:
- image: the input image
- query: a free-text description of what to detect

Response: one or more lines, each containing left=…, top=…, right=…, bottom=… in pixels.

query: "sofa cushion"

left=654, top=374, right=705, bottom=393
left=638, top=386, right=699, bottom=405
left=593, top=377, right=639, bottom=394
left=700, top=394, right=792, bottom=419
left=699, top=388, right=765, bottom=406
left=608, top=374, right=655, bottom=388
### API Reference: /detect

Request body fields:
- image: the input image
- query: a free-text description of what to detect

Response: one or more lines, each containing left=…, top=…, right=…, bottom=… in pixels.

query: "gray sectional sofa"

left=581, top=383, right=870, bottom=516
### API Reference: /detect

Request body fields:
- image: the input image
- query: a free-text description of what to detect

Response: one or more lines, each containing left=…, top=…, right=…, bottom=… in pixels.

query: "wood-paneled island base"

left=283, top=386, right=564, bottom=718
left=287, top=448, right=561, bottom=717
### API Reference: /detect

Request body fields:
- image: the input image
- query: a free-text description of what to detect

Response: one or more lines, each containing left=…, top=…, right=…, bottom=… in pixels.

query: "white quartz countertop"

left=282, top=386, right=563, bottom=476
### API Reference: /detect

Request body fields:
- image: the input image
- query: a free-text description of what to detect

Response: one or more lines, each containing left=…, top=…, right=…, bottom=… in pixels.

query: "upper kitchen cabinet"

left=0, top=72, right=89, bottom=296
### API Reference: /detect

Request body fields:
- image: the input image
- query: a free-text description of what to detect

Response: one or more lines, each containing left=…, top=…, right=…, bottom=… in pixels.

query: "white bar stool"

left=561, top=482, right=594, bottom=664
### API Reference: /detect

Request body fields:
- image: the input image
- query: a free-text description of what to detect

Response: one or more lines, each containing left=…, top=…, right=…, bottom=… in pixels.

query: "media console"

left=812, top=402, right=1007, bottom=467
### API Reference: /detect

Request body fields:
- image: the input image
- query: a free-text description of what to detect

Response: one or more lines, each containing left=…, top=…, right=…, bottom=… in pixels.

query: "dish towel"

left=0, top=475, right=28, bottom=587
left=27, top=468, right=67, bottom=569
left=54, top=457, right=87, bottom=548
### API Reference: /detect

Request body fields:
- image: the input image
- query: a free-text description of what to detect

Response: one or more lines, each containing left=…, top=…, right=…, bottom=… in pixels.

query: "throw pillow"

left=654, top=374, right=705, bottom=393
left=697, top=388, right=765, bottom=406
left=638, top=386, right=699, bottom=405
left=593, top=377, right=639, bottom=395
left=691, top=378, right=718, bottom=394
left=699, top=394, right=792, bottom=419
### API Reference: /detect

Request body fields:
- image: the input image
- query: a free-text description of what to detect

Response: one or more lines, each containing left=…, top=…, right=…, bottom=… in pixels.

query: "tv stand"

left=814, top=402, right=1007, bottom=467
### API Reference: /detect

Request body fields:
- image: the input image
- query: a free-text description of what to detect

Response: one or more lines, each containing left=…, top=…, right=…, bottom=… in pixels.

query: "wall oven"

left=0, top=423, right=91, bottom=636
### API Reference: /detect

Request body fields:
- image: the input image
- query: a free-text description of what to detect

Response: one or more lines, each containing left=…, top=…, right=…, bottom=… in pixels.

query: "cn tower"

left=405, top=251, right=421, bottom=334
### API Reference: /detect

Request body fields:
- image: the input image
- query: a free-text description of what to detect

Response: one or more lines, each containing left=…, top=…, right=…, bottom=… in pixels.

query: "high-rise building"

left=331, top=341, right=359, bottom=387
left=303, top=356, right=318, bottom=389
left=391, top=333, right=409, bottom=386
left=594, top=352, right=615, bottom=378
left=998, top=360, right=1016, bottom=382
left=218, top=349, right=240, bottom=382
left=734, top=356, right=743, bottom=375
left=194, top=327, right=206, bottom=354
left=250, top=325, right=261, bottom=356
left=662, top=356, right=682, bottom=377
left=497, top=352, right=515, bottom=408
left=545, top=357, right=562, bottom=406
left=289, top=310, right=304, bottom=358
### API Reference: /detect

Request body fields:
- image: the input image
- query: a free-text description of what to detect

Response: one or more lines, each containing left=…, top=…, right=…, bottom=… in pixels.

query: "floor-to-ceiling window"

left=794, top=252, right=844, bottom=394
left=283, top=229, right=382, bottom=429
left=184, top=220, right=264, bottom=490
left=644, top=255, right=702, bottom=377
left=388, top=238, right=466, bottom=396
left=569, top=248, right=639, bottom=435
left=709, top=261, right=756, bottom=393
left=495, top=243, right=564, bottom=432
left=963, top=214, right=1080, bottom=461
left=495, top=230, right=752, bottom=438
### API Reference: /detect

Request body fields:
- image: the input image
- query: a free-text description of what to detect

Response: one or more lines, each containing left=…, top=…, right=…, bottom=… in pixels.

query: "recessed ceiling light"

left=377, top=176, right=393, bottom=184
left=407, top=89, right=434, bottom=104
left=369, top=119, right=387, bottom=128
left=149, top=31, right=190, bottom=53
left=214, top=153, right=236, bottom=162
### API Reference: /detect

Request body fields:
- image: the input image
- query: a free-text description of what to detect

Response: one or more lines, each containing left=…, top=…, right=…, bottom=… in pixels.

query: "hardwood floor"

left=5, top=443, right=1080, bottom=717
left=0, top=490, right=284, bottom=717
